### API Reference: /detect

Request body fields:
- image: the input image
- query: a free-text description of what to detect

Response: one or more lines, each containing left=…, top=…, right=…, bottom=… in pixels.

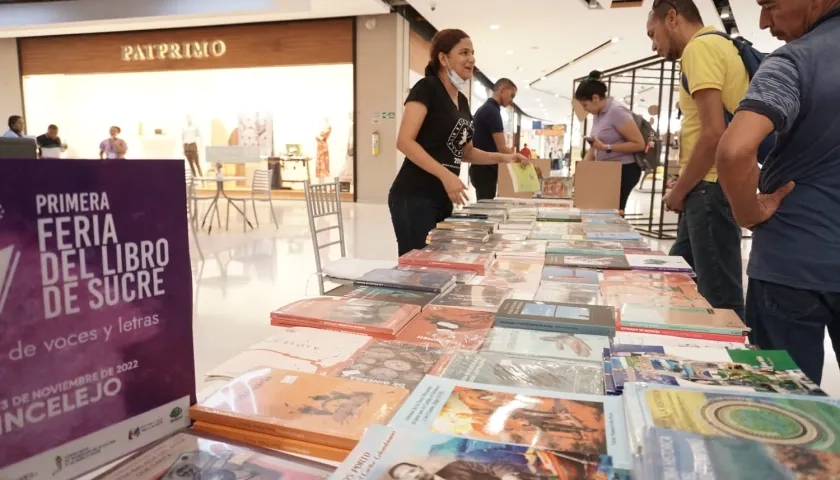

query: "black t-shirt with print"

left=390, top=76, right=474, bottom=203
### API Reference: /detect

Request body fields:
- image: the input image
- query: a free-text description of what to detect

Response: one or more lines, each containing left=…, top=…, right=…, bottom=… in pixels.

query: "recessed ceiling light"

left=506, top=49, right=515, bottom=55
left=490, top=24, right=500, bottom=30
left=517, top=66, right=523, bottom=71
left=611, top=37, right=621, bottom=43
left=541, top=76, right=548, bottom=81
left=554, top=94, right=560, bottom=98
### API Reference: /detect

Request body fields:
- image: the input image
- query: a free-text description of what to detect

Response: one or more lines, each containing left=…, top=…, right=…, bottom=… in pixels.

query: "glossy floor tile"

left=188, top=192, right=840, bottom=396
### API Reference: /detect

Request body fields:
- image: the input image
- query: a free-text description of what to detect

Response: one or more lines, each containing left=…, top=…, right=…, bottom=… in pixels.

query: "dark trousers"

left=619, top=162, right=642, bottom=211
left=388, top=193, right=453, bottom=257
left=669, top=181, right=745, bottom=319
left=746, top=278, right=840, bottom=385
left=469, top=165, right=499, bottom=201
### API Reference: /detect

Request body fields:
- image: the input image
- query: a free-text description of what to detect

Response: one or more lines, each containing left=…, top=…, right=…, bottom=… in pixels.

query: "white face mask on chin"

left=444, top=62, right=469, bottom=91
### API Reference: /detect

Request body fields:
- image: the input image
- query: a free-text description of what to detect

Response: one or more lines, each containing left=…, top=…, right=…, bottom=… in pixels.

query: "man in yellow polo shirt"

left=646, top=0, right=749, bottom=319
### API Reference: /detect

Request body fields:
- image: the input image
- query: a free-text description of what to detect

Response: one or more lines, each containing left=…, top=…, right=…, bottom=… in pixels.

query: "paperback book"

left=429, top=284, right=513, bottom=313
left=96, top=431, right=336, bottom=479
left=327, top=284, right=440, bottom=308
left=399, top=250, right=494, bottom=276
left=618, top=305, right=748, bottom=336
left=191, top=368, right=409, bottom=451
left=602, top=292, right=711, bottom=309
left=395, top=306, right=495, bottom=350
left=397, top=265, right=478, bottom=284
left=541, top=176, right=573, bottom=198
left=354, top=268, right=456, bottom=293
left=333, top=425, right=618, bottom=480
left=330, top=340, right=446, bottom=390
left=439, top=351, right=605, bottom=395
left=479, top=260, right=543, bottom=299
left=534, top=283, right=602, bottom=305
left=388, top=375, right=632, bottom=472
left=546, top=240, right=625, bottom=256
left=625, top=255, right=694, bottom=274
left=541, top=266, right=601, bottom=285
left=482, top=326, right=610, bottom=363
left=586, top=232, right=642, bottom=241
left=545, top=254, right=631, bottom=270
left=270, top=297, right=421, bottom=338
left=508, top=163, right=541, bottom=193
left=494, top=299, right=617, bottom=337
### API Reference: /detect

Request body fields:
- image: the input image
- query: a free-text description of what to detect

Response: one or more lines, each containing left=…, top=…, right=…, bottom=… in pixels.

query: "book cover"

left=388, top=376, right=632, bottom=472
left=618, top=305, right=748, bottom=335
left=603, top=348, right=617, bottom=395
left=397, top=265, right=478, bottom=284
left=494, top=299, right=616, bottom=337
left=326, top=284, right=439, bottom=308
left=625, top=255, right=694, bottom=274
left=439, top=351, right=605, bottom=395
left=333, top=425, right=618, bottom=480
left=541, top=266, right=601, bottom=285
left=612, top=332, right=749, bottom=349
left=191, top=422, right=351, bottom=463
left=328, top=340, right=446, bottom=390
left=96, top=431, right=336, bottom=479
left=399, top=250, right=494, bottom=275
left=429, top=285, right=513, bottom=313
left=586, top=232, right=642, bottom=241
left=545, top=254, right=631, bottom=270
left=541, top=177, right=573, bottom=198
left=482, top=327, right=609, bottom=363
left=598, top=283, right=703, bottom=298
left=546, top=240, right=624, bottom=256
left=601, top=271, right=696, bottom=285
left=479, top=260, right=543, bottom=298
left=534, top=283, right=602, bottom=305
left=205, top=328, right=373, bottom=381
left=395, top=306, right=495, bottom=350
left=190, top=368, right=409, bottom=451
left=270, top=297, right=421, bottom=338
left=641, top=427, right=840, bottom=479
left=508, top=163, right=541, bottom=193
left=623, top=383, right=840, bottom=456
left=354, top=268, right=455, bottom=293
left=602, top=292, right=711, bottom=309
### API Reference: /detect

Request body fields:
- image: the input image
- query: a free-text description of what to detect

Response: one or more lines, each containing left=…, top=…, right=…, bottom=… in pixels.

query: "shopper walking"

left=469, top=78, right=518, bottom=201
left=574, top=71, right=646, bottom=216
left=646, top=0, right=747, bottom=319
left=99, top=126, right=128, bottom=159
left=715, top=0, right=840, bottom=384
left=389, top=29, right=529, bottom=257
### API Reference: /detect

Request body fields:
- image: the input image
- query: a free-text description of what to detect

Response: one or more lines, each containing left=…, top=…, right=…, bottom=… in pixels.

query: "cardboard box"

left=573, top=160, right=621, bottom=209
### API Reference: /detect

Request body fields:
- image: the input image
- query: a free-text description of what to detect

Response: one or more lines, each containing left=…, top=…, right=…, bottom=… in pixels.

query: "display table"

left=196, top=175, right=254, bottom=233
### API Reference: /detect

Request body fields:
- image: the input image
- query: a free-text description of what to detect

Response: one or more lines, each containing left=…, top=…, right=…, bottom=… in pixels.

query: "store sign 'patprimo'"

left=121, top=40, right=227, bottom=62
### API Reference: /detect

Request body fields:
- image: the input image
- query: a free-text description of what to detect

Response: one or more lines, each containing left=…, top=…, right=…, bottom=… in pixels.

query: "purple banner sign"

left=0, top=159, right=195, bottom=480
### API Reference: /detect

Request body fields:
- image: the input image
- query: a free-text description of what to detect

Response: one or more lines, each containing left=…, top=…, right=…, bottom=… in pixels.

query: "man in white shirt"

left=2, top=115, right=24, bottom=138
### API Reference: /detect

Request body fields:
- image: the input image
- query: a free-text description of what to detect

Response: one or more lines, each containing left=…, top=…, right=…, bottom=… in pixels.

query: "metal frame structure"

left=570, top=56, right=681, bottom=239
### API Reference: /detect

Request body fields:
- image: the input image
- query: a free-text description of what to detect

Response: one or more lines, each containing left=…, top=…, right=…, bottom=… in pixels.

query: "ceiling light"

left=517, top=66, right=523, bottom=71
left=721, top=6, right=731, bottom=19
left=490, top=24, right=500, bottom=30
left=554, top=94, right=560, bottom=98
left=506, top=50, right=515, bottom=55
left=589, top=1, right=599, bottom=9
left=611, top=37, right=621, bottom=43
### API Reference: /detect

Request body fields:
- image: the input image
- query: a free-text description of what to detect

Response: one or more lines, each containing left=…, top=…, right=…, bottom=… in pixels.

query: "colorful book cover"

left=423, top=243, right=498, bottom=255
left=429, top=285, right=513, bottom=313
left=388, top=376, right=632, bottom=472
left=535, top=283, right=602, bottom=305
left=333, top=425, right=618, bottom=480
left=191, top=368, right=409, bottom=451
left=205, top=328, right=373, bottom=381
left=625, top=255, right=694, bottom=274
left=618, top=305, right=748, bottom=335
left=395, top=306, right=494, bottom=350
left=397, top=265, right=478, bottom=284
left=327, top=284, right=440, bottom=308
left=601, top=271, right=696, bottom=285
left=602, top=292, right=711, bottom=309
left=598, top=283, right=703, bottom=298
left=612, top=332, right=749, bottom=349
left=545, top=254, right=631, bottom=270
left=398, top=250, right=493, bottom=275
left=541, top=266, right=601, bottom=285
left=270, top=297, right=421, bottom=338
left=482, top=327, right=609, bottom=363
left=97, top=431, right=335, bottom=479
left=546, top=240, right=625, bottom=256
left=586, top=232, right=642, bottom=241
left=479, top=260, right=543, bottom=298
left=508, top=163, right=541, bottom=193
left=641, top=427, right=840, bottom=480
left=603, top=348, right=617, bottom=395
left=439, top=351, right=605, bottom=395
left=354, top=268, right=456, bottom=293
left=623, top=383, right=840, bottom=456
left=328, top=340, right=446, bottom=390
left=541, top=176, right=573, bottom=198
left=494, top=299, right=616, bottom=337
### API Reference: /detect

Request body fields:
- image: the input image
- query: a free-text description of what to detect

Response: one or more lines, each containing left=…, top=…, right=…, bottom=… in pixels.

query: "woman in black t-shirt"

left=389, top=29, right=529, bottom=256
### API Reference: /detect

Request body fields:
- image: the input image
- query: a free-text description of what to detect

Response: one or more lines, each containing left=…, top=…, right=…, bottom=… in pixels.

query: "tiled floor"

left=188, top=190, right=840, bottom=396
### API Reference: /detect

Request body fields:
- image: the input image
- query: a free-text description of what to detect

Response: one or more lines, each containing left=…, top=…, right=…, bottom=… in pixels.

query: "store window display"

left=315, top=117, right=332, bottom=183
left=182, top=115, right=202, bottom=176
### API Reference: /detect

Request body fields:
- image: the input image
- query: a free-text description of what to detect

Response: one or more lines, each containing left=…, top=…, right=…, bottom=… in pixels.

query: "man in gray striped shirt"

left=716, top=0, right=840, bottom=385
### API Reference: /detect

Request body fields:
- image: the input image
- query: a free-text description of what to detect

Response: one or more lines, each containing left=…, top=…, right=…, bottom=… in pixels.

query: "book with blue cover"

left=586, top=232, right=643, bottom=241
left=388, top=375, right=633, bottom=473
left=332, top=425, right=621, bottom=480
left=494, top=299, right=616, bottom=337
left=622, top=383, right=840, bottom=456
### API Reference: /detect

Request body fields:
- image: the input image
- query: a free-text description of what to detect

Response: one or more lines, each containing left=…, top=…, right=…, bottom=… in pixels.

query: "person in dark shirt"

left=469, top=78, right=517, bottom=200
left=715, top=0, right=840, bottom=384
left=389, top=29, right=529, bottom=257
left=36, top=124, right=66, bottom=157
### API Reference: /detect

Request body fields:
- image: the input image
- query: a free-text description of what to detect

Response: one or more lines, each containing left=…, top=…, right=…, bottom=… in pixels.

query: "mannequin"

left=315, top=117, right=332, bottom=183
left=182, top=115, right=202, bottom=176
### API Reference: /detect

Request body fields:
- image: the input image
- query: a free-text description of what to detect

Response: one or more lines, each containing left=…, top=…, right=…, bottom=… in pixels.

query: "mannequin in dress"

left=315, top=117, right=332, bottom=183
left=182, top=115, right=202, bottom=176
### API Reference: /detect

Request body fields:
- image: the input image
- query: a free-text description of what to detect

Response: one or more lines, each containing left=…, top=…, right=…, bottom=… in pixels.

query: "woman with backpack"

left=575, top=71, right=647, bottom=215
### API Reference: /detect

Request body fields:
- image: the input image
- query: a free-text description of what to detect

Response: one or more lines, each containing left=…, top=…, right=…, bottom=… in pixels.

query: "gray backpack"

left=633, top=113, right=661, bottom=171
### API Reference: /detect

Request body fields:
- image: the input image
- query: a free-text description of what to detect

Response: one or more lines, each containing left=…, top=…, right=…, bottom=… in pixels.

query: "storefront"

left=18, top=19, right=356, bottom=198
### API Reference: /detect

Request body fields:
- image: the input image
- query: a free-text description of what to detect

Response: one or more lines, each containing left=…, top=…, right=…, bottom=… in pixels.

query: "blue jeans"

left=746, top=278, right=840, bottom=385
left=669, top=181, right=745, bottom=319
left=388, top=193, right=452, bottom=257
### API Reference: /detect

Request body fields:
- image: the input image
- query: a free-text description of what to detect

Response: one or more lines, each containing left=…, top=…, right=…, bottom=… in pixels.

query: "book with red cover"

left=395, top=306, right=495, bottom=350
left=325, top=340, right=447, bottom=390
left=398, top=249, right=494, bottom=275
left=270, top=297, right=420, bottom=338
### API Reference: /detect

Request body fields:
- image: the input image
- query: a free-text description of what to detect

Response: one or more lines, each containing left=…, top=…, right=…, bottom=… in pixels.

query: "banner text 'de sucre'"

left=36, top=192, right=170, bottom=319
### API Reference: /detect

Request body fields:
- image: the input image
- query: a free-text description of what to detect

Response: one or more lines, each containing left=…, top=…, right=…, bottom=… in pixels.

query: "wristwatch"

left=605, top=145, right=613, bottom=154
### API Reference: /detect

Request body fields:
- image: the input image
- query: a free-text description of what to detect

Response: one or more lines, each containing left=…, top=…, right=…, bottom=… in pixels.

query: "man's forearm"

left=717, top=150, right=762, bottom=226
left=672, top=132, right=720, bottom=197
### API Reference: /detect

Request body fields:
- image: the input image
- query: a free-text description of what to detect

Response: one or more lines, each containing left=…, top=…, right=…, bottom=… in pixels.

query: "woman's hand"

left=441, top=170, right=469, bottom=205
left=591, top=137, right=607, bottom=151
left=501, top=153, right=531, bottom=166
